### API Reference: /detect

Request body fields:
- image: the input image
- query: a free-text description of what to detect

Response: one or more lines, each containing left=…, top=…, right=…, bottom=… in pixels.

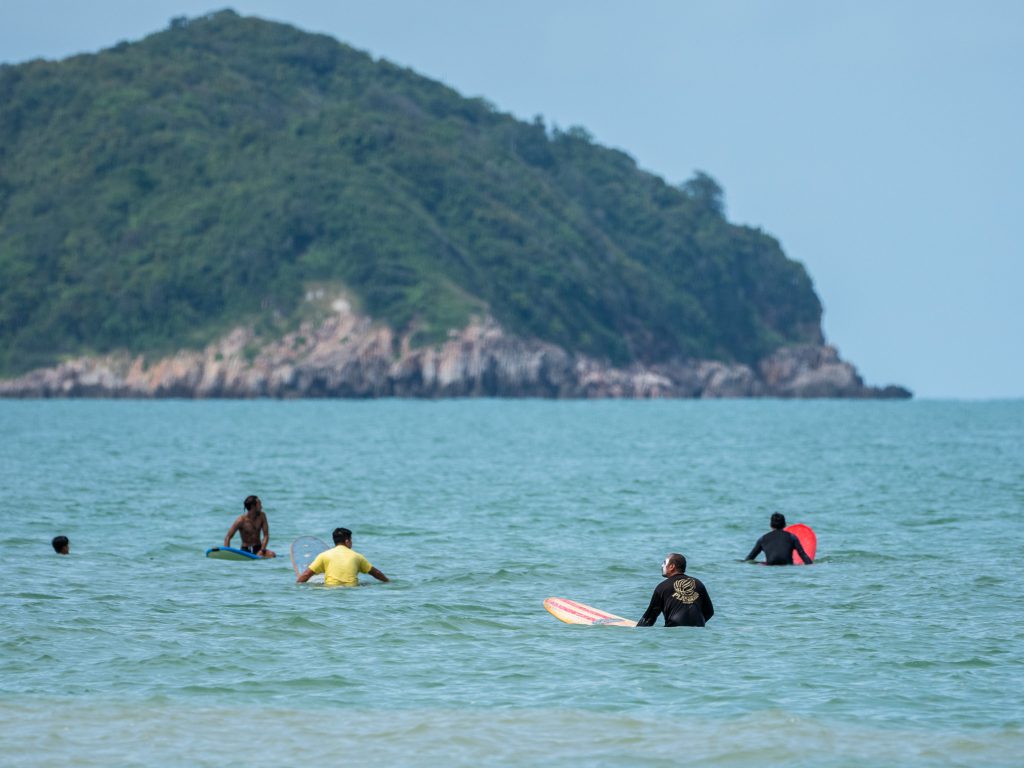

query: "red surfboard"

left=785, top=523, right=816, bottom=564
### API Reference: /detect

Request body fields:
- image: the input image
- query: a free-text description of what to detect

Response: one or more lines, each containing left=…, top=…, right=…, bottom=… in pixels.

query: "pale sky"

left=2, top=1, right=1021, bottom=398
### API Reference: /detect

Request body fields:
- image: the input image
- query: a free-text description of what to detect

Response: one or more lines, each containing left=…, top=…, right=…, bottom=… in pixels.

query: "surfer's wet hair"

left=244, top=495, right=260, bottom=511
left=770, top=512, right=786, bottom=529
left=666, top=553, right=686, bottom=573
left=332, top=527, right=352, bottom=545
left=52, top=535, right=69, bottom=553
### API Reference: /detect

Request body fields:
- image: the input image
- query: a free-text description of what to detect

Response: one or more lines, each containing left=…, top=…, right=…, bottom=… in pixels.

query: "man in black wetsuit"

left=745, top=512, right=812, bottom=565
left=637, top=553, right=714, bottom=627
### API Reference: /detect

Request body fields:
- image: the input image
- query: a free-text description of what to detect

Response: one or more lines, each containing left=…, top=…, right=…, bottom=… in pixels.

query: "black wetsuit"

left=637, top=574, right=715, bottom=627
left=746, top=529, right=812, bottom=565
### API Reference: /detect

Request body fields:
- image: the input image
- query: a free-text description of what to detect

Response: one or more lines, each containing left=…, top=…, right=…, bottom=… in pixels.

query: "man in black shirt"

left=637, top=553, right=714, bottom=627
left=745, top=512, right=813, bottom=565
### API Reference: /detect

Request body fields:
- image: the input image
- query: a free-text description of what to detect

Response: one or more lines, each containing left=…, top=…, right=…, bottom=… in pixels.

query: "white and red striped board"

left=543, top=597, right=637, bottom=627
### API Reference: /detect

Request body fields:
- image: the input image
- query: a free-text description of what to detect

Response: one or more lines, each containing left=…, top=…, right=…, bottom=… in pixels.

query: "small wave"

left=278, top=614, right=331, bottom=630
left=972, top=574, right=1006, bottom=587
left=899, top=657, right=997, bottom=670
left=825, top=550, right=899, bottom=563
left=901, top=516, right=965, bottom=527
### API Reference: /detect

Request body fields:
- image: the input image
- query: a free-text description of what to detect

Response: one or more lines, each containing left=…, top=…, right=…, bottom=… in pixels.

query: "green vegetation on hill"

left=0, top=9, right=823, bottom=375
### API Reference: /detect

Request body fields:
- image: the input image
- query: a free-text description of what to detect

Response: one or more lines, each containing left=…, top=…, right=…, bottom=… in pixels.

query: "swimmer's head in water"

left=770, top=512, right=786, bottom=530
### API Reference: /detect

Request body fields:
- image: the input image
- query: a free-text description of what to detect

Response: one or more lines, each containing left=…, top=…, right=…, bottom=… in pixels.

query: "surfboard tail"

left=544, top=597, right=637, bottom=627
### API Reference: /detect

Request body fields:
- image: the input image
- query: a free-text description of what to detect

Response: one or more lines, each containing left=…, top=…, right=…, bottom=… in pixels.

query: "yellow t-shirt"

left=308, top=545, right=372, bottom=587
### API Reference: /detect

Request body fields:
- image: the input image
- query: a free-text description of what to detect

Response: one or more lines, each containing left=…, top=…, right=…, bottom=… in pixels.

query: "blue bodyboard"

left=205, top=546, right=261, bottom=561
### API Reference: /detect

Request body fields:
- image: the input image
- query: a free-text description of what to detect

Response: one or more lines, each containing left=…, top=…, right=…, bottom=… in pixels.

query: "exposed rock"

left=0, top=310, right=911, bottom=399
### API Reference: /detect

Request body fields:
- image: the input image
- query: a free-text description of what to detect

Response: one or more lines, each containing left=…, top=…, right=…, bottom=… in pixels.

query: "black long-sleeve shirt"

left=745, top=529, right=812, bottom=565
left=637, top=574, right=714, bottom=627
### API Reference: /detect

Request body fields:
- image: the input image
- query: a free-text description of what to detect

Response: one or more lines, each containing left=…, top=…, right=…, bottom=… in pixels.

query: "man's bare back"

left=233, top=512, right=265, bottom=548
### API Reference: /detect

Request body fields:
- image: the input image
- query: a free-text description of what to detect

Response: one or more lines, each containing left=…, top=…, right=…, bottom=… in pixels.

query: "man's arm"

left=700, top=583, right=715, bottom=621
left=792, top=535, right=813, bottom=564
left=368, top=566, right=389, bottom=583
left=223, top=516, right=241, bottom=547
left=744, top=538, right=763, bottom=561
left=260, top=514, right=270, bottom=552
left=636, top=589, right=662, bottom=627
left=296, top=567, right=314, bottom=584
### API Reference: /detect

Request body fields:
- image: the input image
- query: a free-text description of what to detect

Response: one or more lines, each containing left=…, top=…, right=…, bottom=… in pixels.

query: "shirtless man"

left=224, top=495, right=276, bottom=558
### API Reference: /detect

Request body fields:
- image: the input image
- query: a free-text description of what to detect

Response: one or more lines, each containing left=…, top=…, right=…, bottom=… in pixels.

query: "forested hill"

left=0, top=9, right=824, bottom=377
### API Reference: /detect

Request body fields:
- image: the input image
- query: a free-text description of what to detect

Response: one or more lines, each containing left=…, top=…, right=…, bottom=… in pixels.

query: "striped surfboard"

left=543, top=597, right=637, bottom=627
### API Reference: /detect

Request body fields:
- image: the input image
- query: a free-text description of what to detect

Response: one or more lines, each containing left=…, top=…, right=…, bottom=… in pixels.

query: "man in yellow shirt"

left=296, top=527, right=389, bottom=587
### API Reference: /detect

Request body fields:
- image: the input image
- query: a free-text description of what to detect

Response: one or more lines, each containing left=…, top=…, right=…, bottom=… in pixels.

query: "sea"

left=1, top=399, right=1021, bottom=767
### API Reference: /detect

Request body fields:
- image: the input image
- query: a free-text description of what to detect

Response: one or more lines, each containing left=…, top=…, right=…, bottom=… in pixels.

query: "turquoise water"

left=1, top=400, right=1022, bottom=767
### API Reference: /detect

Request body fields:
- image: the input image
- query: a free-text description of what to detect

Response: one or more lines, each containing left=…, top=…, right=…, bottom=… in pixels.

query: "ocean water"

left=1, top=399, right=1021, bottom=767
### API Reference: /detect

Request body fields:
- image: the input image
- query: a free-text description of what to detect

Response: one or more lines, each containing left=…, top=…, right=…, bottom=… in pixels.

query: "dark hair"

left=244, top=495, right=260, bottom=511
left=770, top=512, right=786, bottom=529
left=52, top=535, right=69, bottom=553
left=666, top=553, right=687, bottom=573
left=332, top=527, right=352, bottom=545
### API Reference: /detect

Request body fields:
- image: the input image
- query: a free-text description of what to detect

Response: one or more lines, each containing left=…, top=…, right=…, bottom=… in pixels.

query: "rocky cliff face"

left=0, top=303, right=910, bottom=399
